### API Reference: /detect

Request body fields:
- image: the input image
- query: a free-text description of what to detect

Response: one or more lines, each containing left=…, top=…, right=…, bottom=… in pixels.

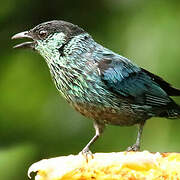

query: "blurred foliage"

left=0, top=0, right=180, bottom=179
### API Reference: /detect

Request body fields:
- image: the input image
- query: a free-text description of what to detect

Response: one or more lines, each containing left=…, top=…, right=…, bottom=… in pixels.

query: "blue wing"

left=98, top=56, right=172, bottom=107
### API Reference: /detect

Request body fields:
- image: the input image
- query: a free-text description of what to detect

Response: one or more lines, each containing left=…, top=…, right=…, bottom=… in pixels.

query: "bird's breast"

left=49, top=60, right=102, bottom=102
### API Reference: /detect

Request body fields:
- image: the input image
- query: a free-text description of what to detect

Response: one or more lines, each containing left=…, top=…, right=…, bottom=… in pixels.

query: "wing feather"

left=98, top=57, right=171, bottom=107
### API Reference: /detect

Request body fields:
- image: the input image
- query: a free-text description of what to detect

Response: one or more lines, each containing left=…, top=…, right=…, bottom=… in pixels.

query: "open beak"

left=11, top=31, right=35, bottom=49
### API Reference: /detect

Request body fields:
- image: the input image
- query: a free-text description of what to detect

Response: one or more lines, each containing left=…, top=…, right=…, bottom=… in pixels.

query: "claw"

left=79, top=147, right=94, bottom=162
left=127, top=144, right=140, bottom=152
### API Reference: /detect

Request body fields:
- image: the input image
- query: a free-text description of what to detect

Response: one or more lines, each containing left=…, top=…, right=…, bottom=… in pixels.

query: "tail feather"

left=159, top=102, right=180, bottom=119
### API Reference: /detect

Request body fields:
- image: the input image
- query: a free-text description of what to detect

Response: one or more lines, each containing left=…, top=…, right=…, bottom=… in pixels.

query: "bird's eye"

left=39, top=30, right=48, bottom=39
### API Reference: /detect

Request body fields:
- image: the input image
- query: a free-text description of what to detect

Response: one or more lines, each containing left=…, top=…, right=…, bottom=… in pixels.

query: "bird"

left=12, top=20, right=180, bottom=154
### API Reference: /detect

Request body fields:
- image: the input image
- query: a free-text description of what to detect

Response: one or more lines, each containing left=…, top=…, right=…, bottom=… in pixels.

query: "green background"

left=0, top=0, right=180, bottom=179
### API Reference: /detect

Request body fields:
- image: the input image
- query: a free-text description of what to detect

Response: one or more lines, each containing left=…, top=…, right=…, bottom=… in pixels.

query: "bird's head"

left=12, top=20, right=85, bottom=57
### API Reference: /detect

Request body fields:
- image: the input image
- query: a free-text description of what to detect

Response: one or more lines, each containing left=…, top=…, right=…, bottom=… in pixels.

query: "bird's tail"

left=142, top=68, right=180, bottom=96
left=143, top=68, right=180, bottom=119
left=159, top=101, right=180, bottom=119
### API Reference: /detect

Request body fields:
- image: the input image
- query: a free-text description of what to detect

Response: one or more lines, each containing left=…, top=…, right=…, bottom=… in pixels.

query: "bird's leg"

left=81, top=121, right=105, bottom=156
left=127, top=121, right=146, bottom=151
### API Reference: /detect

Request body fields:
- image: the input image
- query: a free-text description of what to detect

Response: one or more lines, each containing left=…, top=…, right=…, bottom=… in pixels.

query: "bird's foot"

left=127, top=144, right=140, bottom=152
left=79, top=147, right=94, bottom=162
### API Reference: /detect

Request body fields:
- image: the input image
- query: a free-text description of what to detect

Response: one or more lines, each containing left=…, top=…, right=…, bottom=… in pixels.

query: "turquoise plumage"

left=12, top=20, right=180, bottom=154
